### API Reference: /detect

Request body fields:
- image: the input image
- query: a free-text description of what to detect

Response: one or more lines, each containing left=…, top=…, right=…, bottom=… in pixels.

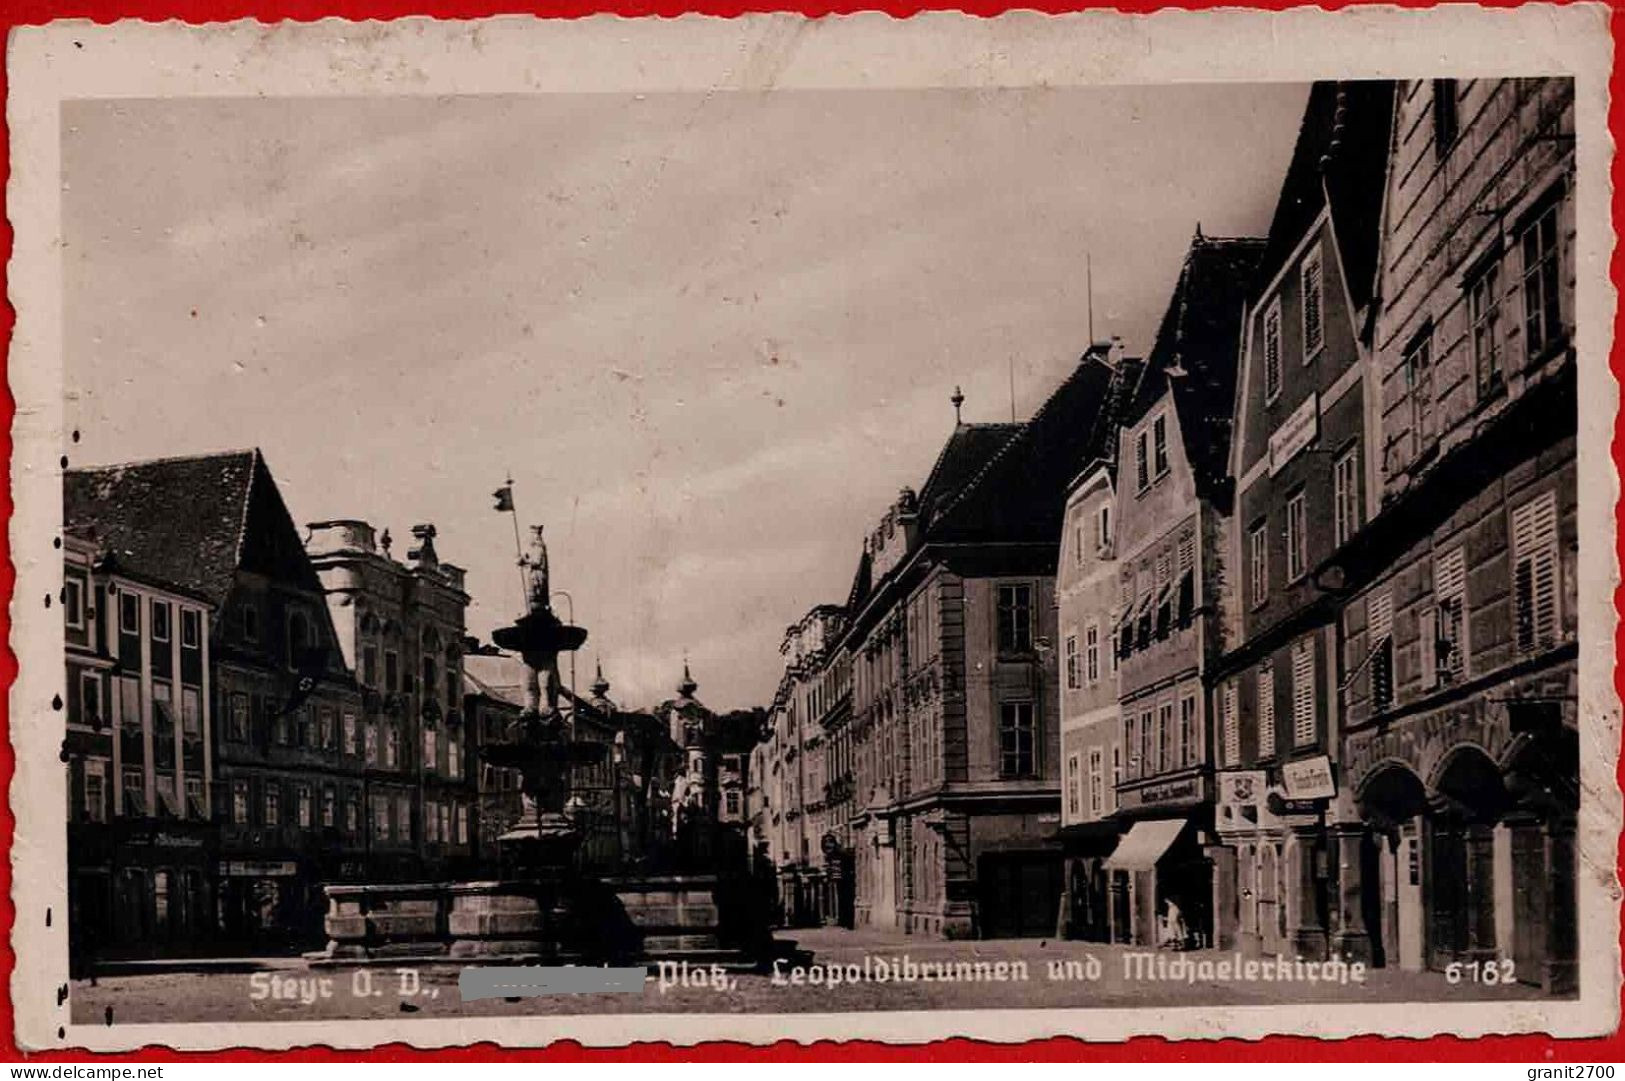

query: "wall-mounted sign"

left=218, top=859, right=299, bottom=878
left=1120, top=774, right=1207, bottom=811
left=1268, top=393, right=1320, bottom=475
left=1280, top=754, right=1336, bottom=800
left=1215, top=770, right=1265, bottom=830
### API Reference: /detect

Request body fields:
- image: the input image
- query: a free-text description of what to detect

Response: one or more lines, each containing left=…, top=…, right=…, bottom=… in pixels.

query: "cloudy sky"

left=63, top=84, right=1306, bottom=710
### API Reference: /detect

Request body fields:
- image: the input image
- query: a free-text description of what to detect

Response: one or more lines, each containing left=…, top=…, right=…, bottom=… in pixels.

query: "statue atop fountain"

left=483, top=524, right=602, bottom=873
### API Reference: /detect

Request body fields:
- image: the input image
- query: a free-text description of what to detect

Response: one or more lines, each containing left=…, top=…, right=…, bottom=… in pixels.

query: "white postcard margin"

left=7, top=4, right=1619, bottom=1051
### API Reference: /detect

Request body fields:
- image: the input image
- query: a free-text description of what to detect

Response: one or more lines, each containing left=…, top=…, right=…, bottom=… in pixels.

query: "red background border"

left=1, top=0, right=1621, bottom=1060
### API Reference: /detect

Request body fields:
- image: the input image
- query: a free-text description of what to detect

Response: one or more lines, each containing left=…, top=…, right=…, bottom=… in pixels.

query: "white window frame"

left=1469, top=258, right=1505, bottom=396
left=1263, top=298, right=1283, bottom=403
left=1064, top=632, right=1080, bottom=691
left=150, top=599, right=171, bottom=643
left=1249, top=521, right=1268, bottom=609
left=1152, top=413, right=1169, bottom=479
left=1179, top=694, right=1198, bottom=767
left=1066, top=752, right=1082, bottom=818
left=1285, top=490, right=1308, bottom=582
left=1088, top=748, right=1104, bottom=816
left=180, top=607, right=201, bottom=650
left=83, top=759, right=107, bottom=823
left=1084, top=623, right=1100, bottom=685
left=79, top=671, right=102, bottom=728
left=1333, top=445, right=1361, bottom=548
left=64, top=576, right=85, bottom=631
left=119, top=592, right=140, bottom=636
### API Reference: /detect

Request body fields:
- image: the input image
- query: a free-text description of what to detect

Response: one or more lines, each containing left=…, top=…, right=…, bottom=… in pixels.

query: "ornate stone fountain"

left=318, top=523, right=779, bottom=968
left=445, top=525, right=605, bottom=959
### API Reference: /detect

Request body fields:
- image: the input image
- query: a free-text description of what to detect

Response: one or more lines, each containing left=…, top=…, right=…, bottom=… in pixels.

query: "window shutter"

left=1434, top=546, right=1467, bottom=679
left=1369, top=590, right=1393, bottom=641
left=1511, top=491, right=1559, bottom=653
left=1223, top=682, right=1239, bottom=766
left=1265, top=303, right=1282, bottom=398
left=1302, top=256, right=1323, bottom=356
left=1257, top=665, right=1276, bottom=758
left=1419, top=606, right=1439, bottom=691
left=1292, top=639, right=1316, bottom=746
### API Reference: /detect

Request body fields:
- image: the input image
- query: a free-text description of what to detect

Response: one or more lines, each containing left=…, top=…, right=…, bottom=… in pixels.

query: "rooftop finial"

left=591, top=658, right=610, bottom=699
left=951, top=385, right=965, bottom=425
left=678, top=659, right=698, bottom=698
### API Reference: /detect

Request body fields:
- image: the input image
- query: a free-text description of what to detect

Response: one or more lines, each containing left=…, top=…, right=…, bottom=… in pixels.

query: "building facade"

left=761, top=606, right=851, bottom=926
left=1329, top=77, right=1578, bottom=991
left=1056, top=459, right=1124, bottom=942
left=1108, top=233, right=1263, bottom=950
left=305, top=519, right=478, bottom=884
left=844, top=355, right=1122, bottom=939
left=67, top=450, right=365, bottom=950
left=1215, top=81, right=1394, bottom=961
left=63, top=531, right=218, bottom=963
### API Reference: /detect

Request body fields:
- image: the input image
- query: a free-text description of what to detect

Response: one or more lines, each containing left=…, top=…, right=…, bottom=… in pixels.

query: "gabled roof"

left=1256, top=80, right=1396, bottom=315
left=925, top=352, right=1118, bottom=546
left=1126, top=233, right=1266, bottom=501
left=65, top=448, right=323, bottom=605
left=917, top=422, right=1021, bottom=529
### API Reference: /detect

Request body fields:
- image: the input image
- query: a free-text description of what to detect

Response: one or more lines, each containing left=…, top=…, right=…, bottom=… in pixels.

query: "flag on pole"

left=493, top=484, right=514, bottom=512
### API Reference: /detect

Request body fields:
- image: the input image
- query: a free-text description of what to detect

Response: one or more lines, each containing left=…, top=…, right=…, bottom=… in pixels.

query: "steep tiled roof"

left=927, top=355, right=1118, bottom=544
left=64, top=449, right=274, bottom=604
left=917, top=422, right=1021, bottom=528
left=1257, top=80, right=1395, bottom=315
left=1127, top=234, right=1266, bottom=502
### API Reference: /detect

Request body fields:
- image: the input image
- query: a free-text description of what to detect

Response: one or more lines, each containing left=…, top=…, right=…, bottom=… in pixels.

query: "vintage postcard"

left=6, top=5, right=1619, bottom=1051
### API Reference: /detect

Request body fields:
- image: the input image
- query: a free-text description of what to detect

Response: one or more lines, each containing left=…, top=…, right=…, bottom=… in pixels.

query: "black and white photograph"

left=7, top=8, right=1617, bottom=1049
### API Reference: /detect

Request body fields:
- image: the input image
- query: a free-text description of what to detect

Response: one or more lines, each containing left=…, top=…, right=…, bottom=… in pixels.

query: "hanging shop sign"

left=1280, top=754, right=1337, bottom=800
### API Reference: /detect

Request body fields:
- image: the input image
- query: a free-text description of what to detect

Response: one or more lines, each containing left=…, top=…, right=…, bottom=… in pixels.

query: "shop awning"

left=1102, top=818, right=1186, bottom=872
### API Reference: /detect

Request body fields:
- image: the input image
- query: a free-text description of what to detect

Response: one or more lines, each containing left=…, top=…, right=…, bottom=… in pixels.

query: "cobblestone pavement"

left=71, top=925, right=1548, bottom=1028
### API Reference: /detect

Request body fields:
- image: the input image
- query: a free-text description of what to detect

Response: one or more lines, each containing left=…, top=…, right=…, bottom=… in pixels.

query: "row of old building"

left=62, top=451, right=754, bottom=963
left=748, top=78, right=1578, bottom=993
